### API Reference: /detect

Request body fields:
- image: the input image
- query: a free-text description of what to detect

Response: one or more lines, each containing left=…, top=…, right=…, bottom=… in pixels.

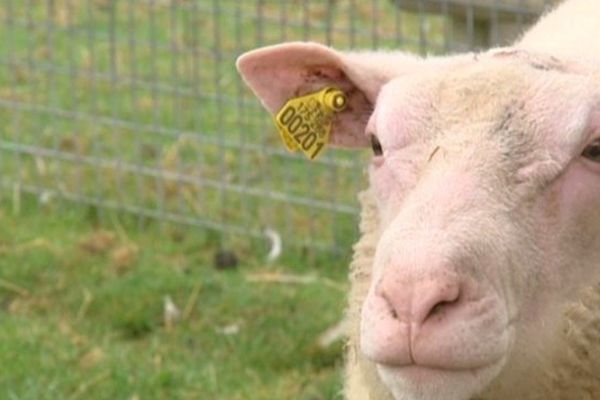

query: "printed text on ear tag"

left=274, top=87, right=347, bottom=160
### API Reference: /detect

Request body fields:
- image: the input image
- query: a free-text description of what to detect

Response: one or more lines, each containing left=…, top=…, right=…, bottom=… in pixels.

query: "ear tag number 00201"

left=274, top=87, right=347, bottom=160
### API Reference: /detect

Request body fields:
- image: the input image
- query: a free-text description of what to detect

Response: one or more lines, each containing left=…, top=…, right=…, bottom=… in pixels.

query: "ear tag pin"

left=274, top=87, right=347, bottom=160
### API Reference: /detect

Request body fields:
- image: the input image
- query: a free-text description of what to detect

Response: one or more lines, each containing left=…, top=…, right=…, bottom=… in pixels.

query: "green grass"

left=0, top=192, right=349, bottom=399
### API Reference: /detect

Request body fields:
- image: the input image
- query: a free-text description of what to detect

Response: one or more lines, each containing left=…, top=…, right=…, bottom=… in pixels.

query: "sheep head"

left=237, top=42, right=600, bottom=400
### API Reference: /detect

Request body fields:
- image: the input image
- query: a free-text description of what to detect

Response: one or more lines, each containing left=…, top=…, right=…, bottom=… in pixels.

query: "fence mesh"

left=0, top=0, right=556, bottom=255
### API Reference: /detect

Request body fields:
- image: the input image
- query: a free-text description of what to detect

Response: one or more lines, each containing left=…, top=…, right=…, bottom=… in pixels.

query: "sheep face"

left=362, top=56, right=600, bottom=400
left=237, top=42, right=600, bottom=399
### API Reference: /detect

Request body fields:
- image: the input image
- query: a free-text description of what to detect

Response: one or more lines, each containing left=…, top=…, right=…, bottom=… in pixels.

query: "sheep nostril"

left=429, top=300, right=452, bottom=316
left=425, top=292, right=461, bottom=322
left=376, top=274, right=463, bottom=325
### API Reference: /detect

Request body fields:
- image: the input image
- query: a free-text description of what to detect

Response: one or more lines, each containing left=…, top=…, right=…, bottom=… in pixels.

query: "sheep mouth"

left=376, top=360, right=506, bottom=399
left=377, top=363, right=493, bottom=380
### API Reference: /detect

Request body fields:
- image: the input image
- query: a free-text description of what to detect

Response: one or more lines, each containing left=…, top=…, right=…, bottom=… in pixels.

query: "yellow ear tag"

left=274, top=87, right=347, bottom=160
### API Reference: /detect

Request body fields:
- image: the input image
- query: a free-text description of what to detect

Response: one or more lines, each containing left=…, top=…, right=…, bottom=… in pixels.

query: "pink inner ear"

left=236, top=42, right=345, bottom=113
left=237, top=42, right=375, bottom=149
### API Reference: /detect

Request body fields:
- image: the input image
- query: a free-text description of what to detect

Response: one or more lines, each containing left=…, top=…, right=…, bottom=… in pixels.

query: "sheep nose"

left=380, top=276, right=462, bottom=326
left=360, top=267, right=466, bottom=367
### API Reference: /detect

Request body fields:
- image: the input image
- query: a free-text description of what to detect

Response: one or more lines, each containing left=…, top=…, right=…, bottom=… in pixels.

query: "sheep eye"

left=370, top=134, right=383, bottom=157
left=582, top=139, right=600, bottom=162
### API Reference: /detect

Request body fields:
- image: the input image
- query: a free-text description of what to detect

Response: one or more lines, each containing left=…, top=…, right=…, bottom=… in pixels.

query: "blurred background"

left=0, top=1, right=555, bottom=399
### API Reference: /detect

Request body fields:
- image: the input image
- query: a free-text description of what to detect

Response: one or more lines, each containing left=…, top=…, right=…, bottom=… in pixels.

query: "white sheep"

left=237, top=0, right=600, bottom=398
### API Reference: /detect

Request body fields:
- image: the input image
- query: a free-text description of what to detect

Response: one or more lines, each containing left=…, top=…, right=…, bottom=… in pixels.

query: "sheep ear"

left=236, top=42, right=421, bottom=148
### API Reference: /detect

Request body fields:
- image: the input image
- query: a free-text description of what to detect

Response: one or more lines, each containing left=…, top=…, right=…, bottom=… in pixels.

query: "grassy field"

left=0, top=192, right=349, bottom=399
left=0, top=1, right=446, bottom=399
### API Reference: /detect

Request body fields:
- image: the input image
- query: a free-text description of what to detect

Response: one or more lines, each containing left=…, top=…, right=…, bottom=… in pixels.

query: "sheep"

left=236, top=0, right=600, bottom=398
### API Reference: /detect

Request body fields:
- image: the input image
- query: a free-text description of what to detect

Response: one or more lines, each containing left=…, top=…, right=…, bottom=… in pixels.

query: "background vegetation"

left=0, top=194, right=348, bottom=399
left=0, top=1, right=446, bottom=399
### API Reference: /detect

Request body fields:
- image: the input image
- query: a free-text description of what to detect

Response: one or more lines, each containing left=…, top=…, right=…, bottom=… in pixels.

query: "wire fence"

left=0, top=0, right=556, bottom=255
